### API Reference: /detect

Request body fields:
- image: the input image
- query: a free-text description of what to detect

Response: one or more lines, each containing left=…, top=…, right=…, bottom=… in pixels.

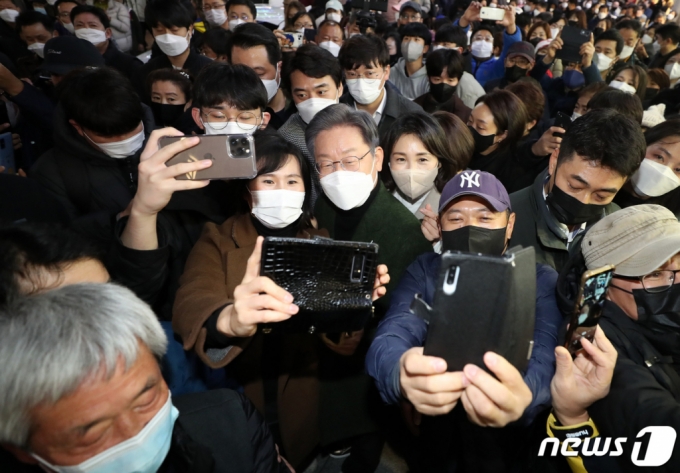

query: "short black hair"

left=400, top=22, right=431, bottom=46
left=538, top=12, right=553, bottom=23
left=435, top=24, right=468, bottom=48
left=645, top=119, right=680, bottom=147
left=60, top=67, right=144, bottom=136
left=226, top=0, right=257, bottom=19
left=595, top=28, right=624, bottom=55
left=201, top=27, right=232, bottom=57
left=145, top=0, right=193, bottom=30
left=426, top=49, right=464, bottom=80
left=588, top=88, right=644, bottom=124
left=516, top=14, right=532, bottom=32
left=472, top=23, right=498, bottom=38
left=192, top=63, right=267, bottom=111
left=0, top=222, right=102, bottom=307
left=235, top=133, right=313, bottom=231
left=615, top=19, right=643, bottom=39
left=281, top=44, right=342, bottom=96
left=656, top=23, right=680, bottom=45
left=339, top=34, right=390, bottom=70
left=15, top=11, right=53, bottom=34
left=228, top=23, right=281, bottom=66
left=70, top=5, right=110, bottom=29
left=55, top=0, right=80, bottom=6
left=557, top=108, right=644, bottom=178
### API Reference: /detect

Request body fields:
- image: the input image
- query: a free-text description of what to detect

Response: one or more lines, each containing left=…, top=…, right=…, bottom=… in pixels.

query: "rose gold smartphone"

left=161, top=134, right=257, bottom=180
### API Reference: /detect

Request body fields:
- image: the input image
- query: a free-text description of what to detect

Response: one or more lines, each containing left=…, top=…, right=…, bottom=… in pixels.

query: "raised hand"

left=217, top=236, right=299, bottom=338
left=550, top=326, right=617, bottom=425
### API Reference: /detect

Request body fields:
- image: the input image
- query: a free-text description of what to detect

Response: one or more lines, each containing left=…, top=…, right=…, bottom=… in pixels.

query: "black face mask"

left=430, top=82, right=457, bottom=103
left=593, top=27, right=604, bottom=38
left=644, top=87, right=659, bottom=101
left=151, top=102, right=185, bottom=127
left=613, top=284, right=680, bottom=335
left=441, top=225, right=508, bottom=255
left=546, top=181, right=607, bottom=225
left=529, top=37, right=543, bottom=47
left=505, top=65, right=528, bottom=83
left=468, top=125, right=497, bottom=154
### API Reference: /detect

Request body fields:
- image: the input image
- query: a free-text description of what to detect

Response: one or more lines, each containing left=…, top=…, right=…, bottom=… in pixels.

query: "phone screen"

left=565, top=267, right=614, bottom=356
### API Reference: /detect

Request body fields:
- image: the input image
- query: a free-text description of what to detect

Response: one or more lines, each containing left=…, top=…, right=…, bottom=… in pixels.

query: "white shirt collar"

left=354, top=88, right=387, bottom=125
left=542, top=179, right=587, bottom=244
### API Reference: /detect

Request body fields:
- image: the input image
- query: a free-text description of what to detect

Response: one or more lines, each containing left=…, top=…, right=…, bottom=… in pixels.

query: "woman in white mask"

left=608, top=64, right=648, bottom=101
left=174, top=132, right=389, bottom=468
left=381, top=112, right=467, bottom=220
left=614, top=121, right=680, bottom=217
left=190, top=63, right=271, bottom=135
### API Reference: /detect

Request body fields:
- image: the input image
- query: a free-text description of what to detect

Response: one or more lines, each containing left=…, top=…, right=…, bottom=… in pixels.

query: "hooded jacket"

left=389, top=57, right=430, bottom=100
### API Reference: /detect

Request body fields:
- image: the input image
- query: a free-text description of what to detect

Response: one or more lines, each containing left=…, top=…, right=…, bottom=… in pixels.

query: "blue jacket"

left=366, top=252, right=562, bottom=425
left=454, top=21, right=522, bottom=87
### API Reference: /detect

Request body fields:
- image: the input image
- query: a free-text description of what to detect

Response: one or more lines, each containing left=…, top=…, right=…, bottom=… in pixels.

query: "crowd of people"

left=0, top=0, right=679, bottom=471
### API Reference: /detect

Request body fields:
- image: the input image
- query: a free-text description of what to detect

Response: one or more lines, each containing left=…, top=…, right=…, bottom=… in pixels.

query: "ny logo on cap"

left=460, top=171, right=481, bottom=188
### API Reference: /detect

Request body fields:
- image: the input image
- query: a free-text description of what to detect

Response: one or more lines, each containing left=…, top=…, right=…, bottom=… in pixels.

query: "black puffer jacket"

left=29, top=104, right=155, bottom=246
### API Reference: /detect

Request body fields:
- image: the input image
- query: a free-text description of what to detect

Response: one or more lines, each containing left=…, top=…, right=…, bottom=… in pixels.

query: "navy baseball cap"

left=438, top=170, right=512, bottom=214
left=507, top=41, right=536, bottom=63
left=41, top=36, right=105, bottom=76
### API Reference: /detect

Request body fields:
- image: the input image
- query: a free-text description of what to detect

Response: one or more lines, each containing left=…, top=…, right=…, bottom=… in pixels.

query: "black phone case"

left=555, top=25, right=591, bottom=64
left=260, top=236, right=379, bottom=334
left=416, top=246, right=536, bottom=373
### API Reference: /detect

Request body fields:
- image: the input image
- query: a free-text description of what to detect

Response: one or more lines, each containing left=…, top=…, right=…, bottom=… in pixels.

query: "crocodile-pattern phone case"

left=260, top=236, right=379, bottom=333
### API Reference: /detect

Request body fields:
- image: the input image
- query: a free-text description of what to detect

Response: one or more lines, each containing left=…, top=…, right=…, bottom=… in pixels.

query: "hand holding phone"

left=162, top=134, right=257, bottom=180
left=132, top=129, right=211, bottom=217
left=564, top=265, right=615, bottom=357
left=556, top=25, right=591, bottom=64
left=480, top=6, right=506, bottom=21
left=552, top=111, right=572, bottom=139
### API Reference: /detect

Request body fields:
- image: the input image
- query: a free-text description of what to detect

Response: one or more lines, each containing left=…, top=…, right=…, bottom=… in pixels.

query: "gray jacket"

left=456, top=71, right=486, bottom=108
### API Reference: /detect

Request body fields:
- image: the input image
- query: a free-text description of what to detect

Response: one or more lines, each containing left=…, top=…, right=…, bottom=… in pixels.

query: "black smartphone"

left=564, top=265, right=615, bottom=357
left=553, top=112, right=572, bottom=138
left=556, top=25, right=591, bottom=64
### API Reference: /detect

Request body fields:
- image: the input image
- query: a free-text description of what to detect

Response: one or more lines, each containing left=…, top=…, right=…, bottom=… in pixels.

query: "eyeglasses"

left=344, top=69, right=383, bottom=82
left=294, top=23, right=314, bottom=29
left=618, top=270, right=680, bottom=294
left=203, top=2, right=226, bottom=10
left=58, top=11, right=72, bottom=18
left=315, top=150, right=371, bottom=176
left=202, top=111, right=261, bottom=130
left=400, top=14, right=421, bottom=21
